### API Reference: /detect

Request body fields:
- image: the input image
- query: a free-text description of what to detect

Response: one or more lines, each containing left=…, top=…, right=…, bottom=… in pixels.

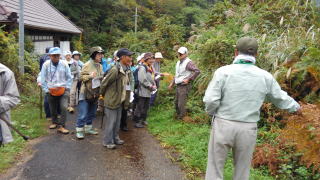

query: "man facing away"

left=40, top=47, right=72, bottom=134
left=168, top=47, right=200, bottom=120
left=203, top=37, right=301, bottom=180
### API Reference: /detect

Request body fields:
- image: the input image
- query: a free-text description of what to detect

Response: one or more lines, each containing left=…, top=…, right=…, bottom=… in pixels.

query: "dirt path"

left=2, top=112, right=186, bottom=180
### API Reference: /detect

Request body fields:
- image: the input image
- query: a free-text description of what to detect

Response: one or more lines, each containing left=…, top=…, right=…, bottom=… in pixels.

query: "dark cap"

left=236, top=37, right=258, bottom=55
left=143, top=52, right=154, bottom=61
left=117, top=48, right=134, bottom=58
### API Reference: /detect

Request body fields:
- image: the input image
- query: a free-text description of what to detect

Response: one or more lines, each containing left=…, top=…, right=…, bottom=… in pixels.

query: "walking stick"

left=39, top=87, right=43, bottom=119
left=1, top=118, right=30, bottom=141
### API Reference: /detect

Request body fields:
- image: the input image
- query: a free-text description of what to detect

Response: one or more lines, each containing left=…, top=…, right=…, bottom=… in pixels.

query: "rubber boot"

left=84, top=125, right=98, bottom=135
left=76, top=127, right=84, bottom=139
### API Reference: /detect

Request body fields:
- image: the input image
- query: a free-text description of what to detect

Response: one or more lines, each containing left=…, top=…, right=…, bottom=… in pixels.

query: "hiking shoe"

left=115, top=139, right=124, bottom=145
left=76, top=127, right=84, bottom=139
left=67, top=107, right=74, bottom=113
left=46, top=117, right=52, bottom=121
left=49, top=124, right=57, bottom=129
left=57, top=126, right=69, bottom=134
left=84, top=125, right=98, bottom=135
left=104, top=144, right=116, bottom=149
left=142, top=121, right=148, bottom=126
left=135, top=123, right=144, bottom=128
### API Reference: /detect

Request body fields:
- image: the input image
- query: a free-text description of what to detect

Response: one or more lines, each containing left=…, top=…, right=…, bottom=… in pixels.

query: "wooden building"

left=0, top=0, right=81, bottom=54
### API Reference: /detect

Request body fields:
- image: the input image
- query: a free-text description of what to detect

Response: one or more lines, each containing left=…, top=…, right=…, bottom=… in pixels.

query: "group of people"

left=37, top=45, right=200, bottom=150
left=1, top=36, right=302, bottom=179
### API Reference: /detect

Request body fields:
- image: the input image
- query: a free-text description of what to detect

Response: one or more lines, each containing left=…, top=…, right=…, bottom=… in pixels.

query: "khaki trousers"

left=205, top=117, right=257, bottom=180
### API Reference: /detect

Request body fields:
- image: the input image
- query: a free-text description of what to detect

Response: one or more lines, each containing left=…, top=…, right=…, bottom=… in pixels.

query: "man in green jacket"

left=100, top=48, right=134, bottom=149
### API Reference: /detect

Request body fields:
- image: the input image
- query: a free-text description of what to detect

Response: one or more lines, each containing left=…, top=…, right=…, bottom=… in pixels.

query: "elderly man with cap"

left=40, top=47, right=72, bottom=134
left=75, top=46, right=104, bottom=139
left=203, top=37, right=301, bottom=180
left=168, top=47, right=200, bottom=120
left=63, top=51, right=80, bottom=113
left=100, top=48, right=133, bottom=149
left=133, top=52, right=157, bottom=128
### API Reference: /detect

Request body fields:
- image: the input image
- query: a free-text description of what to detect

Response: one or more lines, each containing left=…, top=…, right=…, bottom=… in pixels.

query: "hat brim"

left=127, top=52, right=134, bottom=56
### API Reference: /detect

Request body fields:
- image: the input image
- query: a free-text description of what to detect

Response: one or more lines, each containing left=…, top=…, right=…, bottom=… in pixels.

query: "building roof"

left=1, top=0, right=81, bottom=34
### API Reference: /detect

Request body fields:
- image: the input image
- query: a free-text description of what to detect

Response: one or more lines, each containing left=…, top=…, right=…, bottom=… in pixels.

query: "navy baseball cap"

left=116, top=48, right=134, bottom=58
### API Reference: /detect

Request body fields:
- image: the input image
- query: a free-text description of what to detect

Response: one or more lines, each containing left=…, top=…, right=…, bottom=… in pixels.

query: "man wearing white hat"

left=64, top=51, right=80, bottom=113
left=169, top=47, right=200, bottom=120
left=72, top=51, right=84, bottom=69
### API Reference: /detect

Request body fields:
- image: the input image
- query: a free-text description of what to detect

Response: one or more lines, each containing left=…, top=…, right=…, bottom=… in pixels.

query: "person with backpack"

left=64, top=51, right=80, bottom=113
left=100, top=48, right=134, bottom=149
left=40, top=47, right=72, bottom=134
left=120, top=61, right=135, bottom=132
left=75, top=46, right=104, bottom=139
left=0, top=63, right=20, bottom=145
left=203, top=37, right=301, bottom=180
left=133, top=53, right=157, bottom=128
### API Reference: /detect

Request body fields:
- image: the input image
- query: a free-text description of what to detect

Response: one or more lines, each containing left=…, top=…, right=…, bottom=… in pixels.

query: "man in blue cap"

left=40, top=47, right=72, bottom=134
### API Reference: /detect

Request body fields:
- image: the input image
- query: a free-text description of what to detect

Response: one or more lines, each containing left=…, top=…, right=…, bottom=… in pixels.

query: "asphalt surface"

left=2, top=111, right=186, bottom=180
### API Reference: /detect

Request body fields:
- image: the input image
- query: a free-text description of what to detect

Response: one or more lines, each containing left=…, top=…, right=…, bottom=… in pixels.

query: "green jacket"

left=100, top=63, right=127, bottom=109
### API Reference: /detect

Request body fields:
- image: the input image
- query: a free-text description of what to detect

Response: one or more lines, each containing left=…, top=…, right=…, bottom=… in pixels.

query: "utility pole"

left=134, top=7, right=138, bottom=35
left=19, top=0, right=24, bottom=74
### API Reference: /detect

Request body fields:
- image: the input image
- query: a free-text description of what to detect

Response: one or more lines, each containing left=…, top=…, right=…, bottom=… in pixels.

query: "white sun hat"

left=155, top=52, right=163, bottom=59
left=178, top=47, right=188, bottom=54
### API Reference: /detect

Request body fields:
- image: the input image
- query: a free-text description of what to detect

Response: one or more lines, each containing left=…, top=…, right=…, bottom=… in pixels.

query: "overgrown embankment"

left=148, top=0, right=320, bottom=179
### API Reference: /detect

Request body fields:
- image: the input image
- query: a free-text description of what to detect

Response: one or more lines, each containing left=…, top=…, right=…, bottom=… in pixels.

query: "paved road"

left=2, top=111, right=186, bottom=180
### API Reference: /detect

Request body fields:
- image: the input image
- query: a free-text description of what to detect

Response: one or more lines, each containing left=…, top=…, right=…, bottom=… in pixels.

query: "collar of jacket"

left=143, top=62, right=154, bottom=73
left=0, top=64, right=6, bottom=73
left=116, top=62, right=126, bottom=75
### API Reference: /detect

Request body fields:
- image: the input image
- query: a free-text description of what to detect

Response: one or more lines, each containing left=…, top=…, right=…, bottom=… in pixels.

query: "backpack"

left=133, top=64, right=148, bottom=90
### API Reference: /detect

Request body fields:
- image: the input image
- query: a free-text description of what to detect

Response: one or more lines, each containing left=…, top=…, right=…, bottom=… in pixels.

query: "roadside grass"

left=0, top=95, right=47, bottom=173
left=148, top=102, right=274, bottom=180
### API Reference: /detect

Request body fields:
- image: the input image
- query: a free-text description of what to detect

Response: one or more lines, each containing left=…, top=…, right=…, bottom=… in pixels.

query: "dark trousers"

left=47, top=92, right=69, bottom=126
left=134, top=96, right=150, bottom=123
left=175, top=84, right=191, bottom=118
left=150, top=80, right=160, bottom=106
left=120, top=105, right=128, bottom=129
left=44, top=95, right=61, bottom=118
